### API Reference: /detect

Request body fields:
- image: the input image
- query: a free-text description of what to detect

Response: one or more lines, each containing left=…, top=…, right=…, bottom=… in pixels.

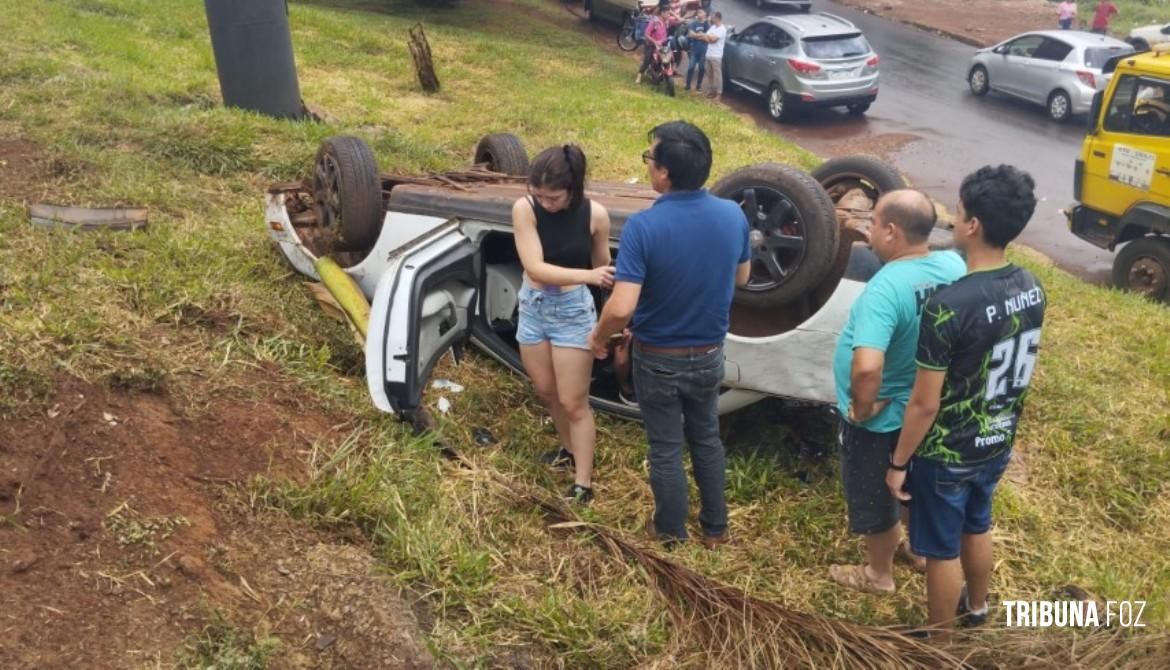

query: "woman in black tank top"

left=512, top=144, right=613, bottom=505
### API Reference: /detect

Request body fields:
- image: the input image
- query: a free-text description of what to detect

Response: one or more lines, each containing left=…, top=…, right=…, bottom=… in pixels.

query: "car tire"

left=969, top=65, right=990, bottom=96
left=847, top=102, right=871, bottom=115
left=1048, top=89, right=1072, bottom=123
left=811, top=154, right=908, bottom=205
left=1129, top=37, right=1150, bottom=52
left=766, top=83, right=790, bottom=121
left=474, top=133, right=529, bottom=176
left=313, top=136, right=382, bottom=252
left=711, top=164, right=840, bottom=308
left=1113, top=236, right=1170, bottom=302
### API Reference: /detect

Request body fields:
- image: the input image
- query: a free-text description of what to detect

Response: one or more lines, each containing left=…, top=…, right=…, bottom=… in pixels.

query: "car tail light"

left=865, top=55, right=880, bottom=68
left=1077, top=70, right=1096, bottom=88
left=787, top=59, right=823, bottom=76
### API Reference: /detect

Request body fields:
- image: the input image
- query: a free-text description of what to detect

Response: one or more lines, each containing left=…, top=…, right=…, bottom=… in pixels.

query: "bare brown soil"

left=834, top=0, right=1056, bottom=47
left=0, top=374, right=434, bottom=668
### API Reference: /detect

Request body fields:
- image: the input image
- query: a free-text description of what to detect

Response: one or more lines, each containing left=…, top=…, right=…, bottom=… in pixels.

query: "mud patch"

left=0, top=137, right=48, bottom=203
left=0, top=375, right=433, bottom=668
left=835, top=0, right=1055, bottom=48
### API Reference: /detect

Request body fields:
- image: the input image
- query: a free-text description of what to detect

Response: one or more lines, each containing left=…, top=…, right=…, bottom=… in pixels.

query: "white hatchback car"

left=968, top=30, right=1133, bottom=121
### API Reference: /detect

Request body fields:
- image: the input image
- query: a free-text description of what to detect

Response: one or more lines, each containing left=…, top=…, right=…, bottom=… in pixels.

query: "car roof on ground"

left=1004, top=30, right=1132, bottom=49
left=762, top=12, right=860, bottom=39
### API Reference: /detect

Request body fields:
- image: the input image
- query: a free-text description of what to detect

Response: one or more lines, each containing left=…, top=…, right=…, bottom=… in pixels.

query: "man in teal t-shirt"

left=828, top=190, right=965, bottom=595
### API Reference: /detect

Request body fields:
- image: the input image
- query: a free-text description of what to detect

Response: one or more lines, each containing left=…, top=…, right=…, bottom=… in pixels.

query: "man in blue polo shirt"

left=589, top=120, right=750, bottom=547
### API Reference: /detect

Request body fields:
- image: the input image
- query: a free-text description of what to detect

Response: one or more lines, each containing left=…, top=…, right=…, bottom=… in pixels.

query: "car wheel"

left=811, top=154, right=908, bottom=205
left=1129, top=37, right=1150, bottom=51
left=313, top=136, right=382, bottom=252
left=767, top=83, right=790, bottom=121
left=969, top=65, right=989, bottom=96
left=1113, top=236, right=1170, bottom=302
left=711, top=164, right=840, bottom=308
left=1048, top=90, right=1072, bottom=123
left=474, top=133, right=529, bottom=175
left=847, top=102, right=871, bottom=115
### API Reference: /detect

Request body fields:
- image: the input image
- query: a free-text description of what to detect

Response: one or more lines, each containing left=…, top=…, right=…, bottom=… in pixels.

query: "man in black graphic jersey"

left=886, top=165, right=1046, bottom=635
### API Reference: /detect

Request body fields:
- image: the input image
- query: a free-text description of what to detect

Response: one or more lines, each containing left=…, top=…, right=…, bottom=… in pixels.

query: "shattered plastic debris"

left=431, top=379, right=465, bottom=393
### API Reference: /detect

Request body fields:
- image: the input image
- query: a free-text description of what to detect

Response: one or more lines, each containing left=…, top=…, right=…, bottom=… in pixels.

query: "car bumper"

left=1068, top=204, right=1120, bottom=250
left=790, top=75, right=880, bottom=106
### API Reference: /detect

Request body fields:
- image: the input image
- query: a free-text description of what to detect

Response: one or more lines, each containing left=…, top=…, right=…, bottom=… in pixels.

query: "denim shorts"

left=838, top=422, right=901, bottom=535
left=907, top=451, right=1012, bottom=560
left=516, top=283, right=596, bottom=350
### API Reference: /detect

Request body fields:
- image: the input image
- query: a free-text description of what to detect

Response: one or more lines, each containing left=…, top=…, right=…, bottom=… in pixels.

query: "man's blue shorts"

left=907, top=451, right=1012, bottom=560
left=516, top=283, right=596, bottom=351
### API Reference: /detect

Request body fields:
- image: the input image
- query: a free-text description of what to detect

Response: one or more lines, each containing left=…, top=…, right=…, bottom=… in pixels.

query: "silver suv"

left=724, top=13, right=879, bottom=121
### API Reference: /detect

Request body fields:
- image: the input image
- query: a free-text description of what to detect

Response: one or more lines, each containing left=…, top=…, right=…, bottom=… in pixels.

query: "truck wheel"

left=711, top=164, right=839, bottom=308
left=811, top=154, right=908, bottom=204
left=1113, top=236, right=1170, bottom=302
left=313, top=136, right=382, bottom=252
left=474, top=133, right=529, bottom=176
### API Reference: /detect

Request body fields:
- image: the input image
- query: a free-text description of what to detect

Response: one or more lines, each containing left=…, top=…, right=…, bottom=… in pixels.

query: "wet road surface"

left=715, top=0, right=1114, bottom=284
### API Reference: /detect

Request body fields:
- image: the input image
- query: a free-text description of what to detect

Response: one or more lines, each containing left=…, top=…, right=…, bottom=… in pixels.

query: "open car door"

left=366, top=221, right=478, bottom=417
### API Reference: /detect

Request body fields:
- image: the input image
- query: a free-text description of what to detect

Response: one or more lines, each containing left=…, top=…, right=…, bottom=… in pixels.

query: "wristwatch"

left=888, top=454, right=910, bottom=471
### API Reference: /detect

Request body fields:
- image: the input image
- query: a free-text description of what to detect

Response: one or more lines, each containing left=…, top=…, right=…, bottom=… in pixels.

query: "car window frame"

left=738, top=22, right=771, bottom=47
left=1004, top=35, right=1045, bottom=59
left=1032, top=37, right=1074, bottom=63
left=1103, top=74, right=1170, bottom=137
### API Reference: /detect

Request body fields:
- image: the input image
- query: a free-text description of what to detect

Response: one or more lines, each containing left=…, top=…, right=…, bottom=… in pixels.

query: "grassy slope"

left=0, top=0, right=1167, bottom=666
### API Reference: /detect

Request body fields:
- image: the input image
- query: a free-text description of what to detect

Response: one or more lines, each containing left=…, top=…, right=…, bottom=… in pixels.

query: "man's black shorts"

left=838, top=421, right=901, bottom=535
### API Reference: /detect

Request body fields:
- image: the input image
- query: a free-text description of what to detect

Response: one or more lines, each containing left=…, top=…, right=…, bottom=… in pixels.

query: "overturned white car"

left=264, top=133, right=916, bottom=421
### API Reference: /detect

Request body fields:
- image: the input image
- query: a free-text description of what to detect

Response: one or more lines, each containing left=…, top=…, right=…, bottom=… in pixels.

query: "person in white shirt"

left=703, top=12, right=728, bottom=99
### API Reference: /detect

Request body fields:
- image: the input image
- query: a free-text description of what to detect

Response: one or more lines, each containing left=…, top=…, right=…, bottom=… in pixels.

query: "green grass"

left=1, top=0, right=1168, bottom=667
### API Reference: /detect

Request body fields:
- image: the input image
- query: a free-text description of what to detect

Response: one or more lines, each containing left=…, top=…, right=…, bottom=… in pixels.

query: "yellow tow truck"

left=1069, top=47, right=1170, bottom=302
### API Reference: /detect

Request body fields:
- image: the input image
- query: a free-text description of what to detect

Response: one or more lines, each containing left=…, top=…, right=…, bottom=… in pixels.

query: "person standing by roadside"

left=1090, top=0, right=1118, bottom=34
left=684, top=9, right=710, bottom=93
left=512, top=145, right=615, bottom=506
left=636, top=5, right=668, bottom=85
left=886, top=165, right=1045, bottom=636
left=704, top=12, right=728, bottom=99
left=828, top=190, right=965, bottom=596
left=1057, top=0, right=1077, bottom=30
left=589, top=121, right=750, bottom=547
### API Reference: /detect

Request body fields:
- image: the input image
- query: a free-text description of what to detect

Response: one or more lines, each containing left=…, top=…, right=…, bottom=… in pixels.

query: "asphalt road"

left=713, top=0, right=1115, bottom=284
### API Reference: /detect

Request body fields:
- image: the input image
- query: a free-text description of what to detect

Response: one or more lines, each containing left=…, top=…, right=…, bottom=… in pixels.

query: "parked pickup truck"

left=264, top=133, right=915, bottom=420
left=1068, top=48, right=1170, bottom=302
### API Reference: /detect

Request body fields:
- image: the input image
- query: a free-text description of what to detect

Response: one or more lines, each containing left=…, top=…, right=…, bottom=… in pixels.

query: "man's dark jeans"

left=633, top=345, right=728, bottom=542
left=685, top=51, right=706, bottom=90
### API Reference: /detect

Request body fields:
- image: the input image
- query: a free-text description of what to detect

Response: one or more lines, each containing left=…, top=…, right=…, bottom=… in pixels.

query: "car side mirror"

left=1086, top=90, right=1104, bottom=135
left=993, top=45, right=1007, bottom=55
